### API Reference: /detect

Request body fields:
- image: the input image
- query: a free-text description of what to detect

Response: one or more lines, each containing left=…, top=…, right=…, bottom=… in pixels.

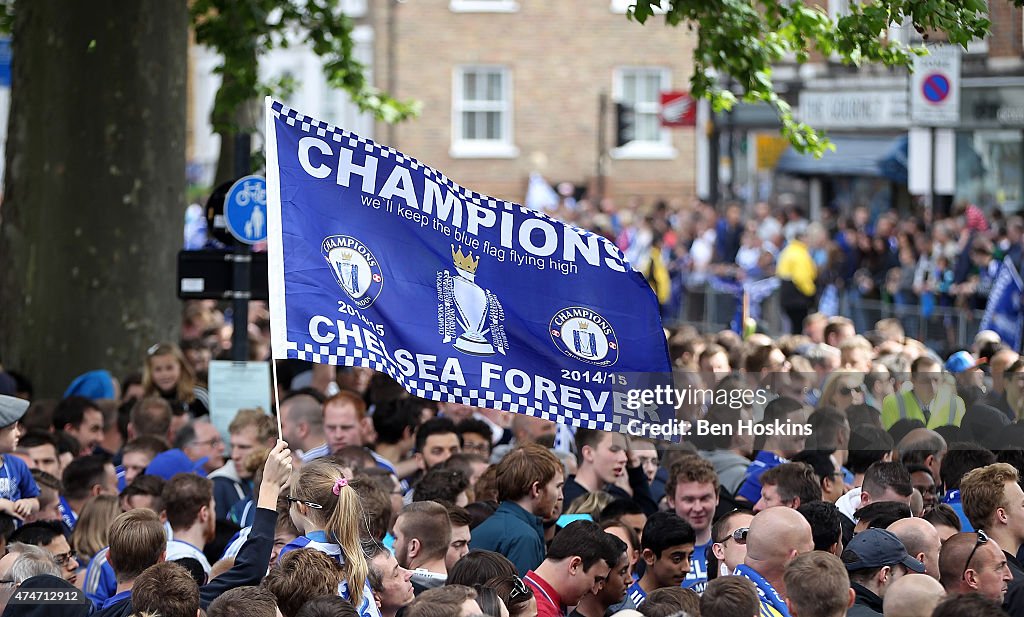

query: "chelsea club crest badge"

left=321, top=235, right=384, bottom=309
left=549, top=307, right=619, bottom=366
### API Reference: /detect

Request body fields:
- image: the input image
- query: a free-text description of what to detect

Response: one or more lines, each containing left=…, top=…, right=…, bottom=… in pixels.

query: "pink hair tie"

left=333, top=478, right=348, bottom=495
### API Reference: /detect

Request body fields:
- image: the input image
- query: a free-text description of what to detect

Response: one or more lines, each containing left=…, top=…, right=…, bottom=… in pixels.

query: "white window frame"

left=609, top=0, right=668, bottom=14
left=451, top=66, right=518, bottom=159
left=889, top=8, right=985, bottom=52
left=611, top=67, right=677, bottom=160
left=888, top=19, right=925, bottom=47
left=339, top=0, right=367, bottom=18
left=450, top=0, right=520, bottom=13
left=828, top=0, right=850, bottom=20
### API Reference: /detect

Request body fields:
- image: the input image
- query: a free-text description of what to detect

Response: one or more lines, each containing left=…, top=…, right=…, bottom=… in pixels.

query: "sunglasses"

left=716, top=526, right=749, bottom=545
left=508, top=576, right=531, bottom=604
left=838, top=386, right=859, bottom=396
left=962, top=529, right=988, bottom=579
left=286, top=496, right=323, bottom=510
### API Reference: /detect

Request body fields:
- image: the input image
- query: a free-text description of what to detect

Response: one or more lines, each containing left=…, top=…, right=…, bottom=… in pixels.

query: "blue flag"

left=264, top=100, right=672, bottom=432
left=979, top=257, right=1024, bottom=352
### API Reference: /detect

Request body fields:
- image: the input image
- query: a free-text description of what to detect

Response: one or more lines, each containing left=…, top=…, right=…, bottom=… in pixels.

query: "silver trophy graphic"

left=573, top=321, right=597, bottom=357
left=450, top=245, right=495, bottom=355
left=335, top=250, right=361, bottom=297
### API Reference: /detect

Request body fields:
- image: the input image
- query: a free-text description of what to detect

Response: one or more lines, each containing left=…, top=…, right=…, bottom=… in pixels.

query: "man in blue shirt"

left=627, top=512, right=695, bottom=607
left=470, top=443, right=564, bottom=575
left=737, top=397, right=809, bottom=505
left=665, top=457, right=719, bottom=593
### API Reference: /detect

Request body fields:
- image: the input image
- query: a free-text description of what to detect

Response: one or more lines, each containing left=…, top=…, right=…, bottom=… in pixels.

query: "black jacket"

left=1004, top=551, right=1024, bottom=617
left=199, top=505, right=275, bottom=609
left=847, top=582, right=883, bottom=617
left=91, top=598, right=133, bottom=617
left=562, top=465, right=657, bottom=516
left=1, top=576, right=90, bottom=617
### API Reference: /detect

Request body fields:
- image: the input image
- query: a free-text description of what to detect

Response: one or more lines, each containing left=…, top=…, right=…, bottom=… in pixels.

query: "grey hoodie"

left=209, top=460, right=249, bottom=521
left=700, top=449, right=751, bottom=494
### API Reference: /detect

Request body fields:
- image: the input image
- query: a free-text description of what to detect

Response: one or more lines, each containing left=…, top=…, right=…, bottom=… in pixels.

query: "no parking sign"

left=910, top=45, right=961, bottom=126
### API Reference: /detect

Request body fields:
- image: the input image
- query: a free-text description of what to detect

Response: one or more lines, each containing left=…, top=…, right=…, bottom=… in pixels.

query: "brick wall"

left=988, top=1, right=1023, bottom=58
left=369, top=0, right=697, bottom=204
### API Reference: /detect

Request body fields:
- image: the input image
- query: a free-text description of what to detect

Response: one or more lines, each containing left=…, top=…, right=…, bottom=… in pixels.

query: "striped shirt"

left=626, top=580, right=647, bottom=607
left=279, top=534, right=381, bottom=617
left=300, top=443, right=330, bottom=463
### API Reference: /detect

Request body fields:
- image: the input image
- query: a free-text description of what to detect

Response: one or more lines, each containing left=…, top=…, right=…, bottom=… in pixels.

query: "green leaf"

left=629, top=0, right=994, bottom=156
left=192, top=0, right=419, bottom=136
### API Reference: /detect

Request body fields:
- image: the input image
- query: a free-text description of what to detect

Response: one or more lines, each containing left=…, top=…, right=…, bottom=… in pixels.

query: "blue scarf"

left=735, top=564, right=791, bottom=617
left=58, top=496, right=77, bottom=530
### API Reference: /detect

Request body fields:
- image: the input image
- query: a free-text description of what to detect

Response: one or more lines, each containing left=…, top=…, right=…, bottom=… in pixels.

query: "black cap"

left=1, top=574, right=90, bottom=617
left=844, top=529, right=926, bottom=573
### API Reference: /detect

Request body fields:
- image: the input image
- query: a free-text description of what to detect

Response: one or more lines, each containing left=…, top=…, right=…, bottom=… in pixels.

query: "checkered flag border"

left=283, top=341, right=619, bottom=433
left=269, top=101, right=627, bottom=267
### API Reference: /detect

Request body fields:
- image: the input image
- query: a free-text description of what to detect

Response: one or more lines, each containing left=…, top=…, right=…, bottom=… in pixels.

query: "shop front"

left=776, top=87, right=912, bottom=219
left=959, top=80, right=1024, bottom=214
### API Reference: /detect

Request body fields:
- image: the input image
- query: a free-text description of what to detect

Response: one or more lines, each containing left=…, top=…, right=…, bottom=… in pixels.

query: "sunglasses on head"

left=147, top=343, right=164, bottom=356
left=286, top=496, right=323, bottom=510
left=962, top=529, right=988, bottom=579
left=508, top=576, right=531, bottom=604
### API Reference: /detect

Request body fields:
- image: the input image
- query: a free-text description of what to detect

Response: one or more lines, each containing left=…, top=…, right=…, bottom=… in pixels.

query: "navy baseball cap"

left=844, top=529, right=926, bottom=573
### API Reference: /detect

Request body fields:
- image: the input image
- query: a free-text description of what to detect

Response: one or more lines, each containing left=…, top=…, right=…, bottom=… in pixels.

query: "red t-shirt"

left=524, top=570, right=564, bottom=617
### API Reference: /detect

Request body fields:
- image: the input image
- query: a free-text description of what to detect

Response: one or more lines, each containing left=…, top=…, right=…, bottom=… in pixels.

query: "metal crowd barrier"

left=666, top=282, right=987, bottom=351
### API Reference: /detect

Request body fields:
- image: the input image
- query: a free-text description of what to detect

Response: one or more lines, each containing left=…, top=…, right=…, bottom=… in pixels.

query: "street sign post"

left=909, top=45, right=961, bottom=214
left=910, top=45, right=961, bottom=127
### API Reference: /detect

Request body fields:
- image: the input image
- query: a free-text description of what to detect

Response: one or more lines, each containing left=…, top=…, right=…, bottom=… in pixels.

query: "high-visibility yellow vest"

left=881, top=390, right=965, bottom=429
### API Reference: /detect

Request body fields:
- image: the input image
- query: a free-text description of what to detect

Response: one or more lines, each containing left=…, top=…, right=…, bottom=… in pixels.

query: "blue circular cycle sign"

left=225, top=175, right=268, bottom=245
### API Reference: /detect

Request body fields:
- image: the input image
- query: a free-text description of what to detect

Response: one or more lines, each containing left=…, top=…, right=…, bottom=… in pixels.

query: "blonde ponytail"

left=292, top=459, right=369, bottom=607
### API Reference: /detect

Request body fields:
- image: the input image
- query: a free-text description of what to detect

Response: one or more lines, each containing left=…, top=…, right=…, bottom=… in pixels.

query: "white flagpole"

left=265, top=96, right=285, bottom=441
left=272, top=359, right=283, bottom=440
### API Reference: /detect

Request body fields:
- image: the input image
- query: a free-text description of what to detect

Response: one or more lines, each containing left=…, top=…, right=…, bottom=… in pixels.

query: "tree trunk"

left=0, top=0, right=188, bottom=397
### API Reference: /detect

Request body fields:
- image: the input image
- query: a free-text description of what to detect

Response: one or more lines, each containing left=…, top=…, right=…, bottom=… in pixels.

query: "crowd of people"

left=0, top=199, right=1023, bottom=617
left=545, top=195, right=1024, bottom=345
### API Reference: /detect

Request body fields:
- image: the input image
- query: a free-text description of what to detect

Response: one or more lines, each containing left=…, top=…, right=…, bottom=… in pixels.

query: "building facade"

left=366, top=0, right=698, bottom=203
left=734, top=1, right=1024, bottom=217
